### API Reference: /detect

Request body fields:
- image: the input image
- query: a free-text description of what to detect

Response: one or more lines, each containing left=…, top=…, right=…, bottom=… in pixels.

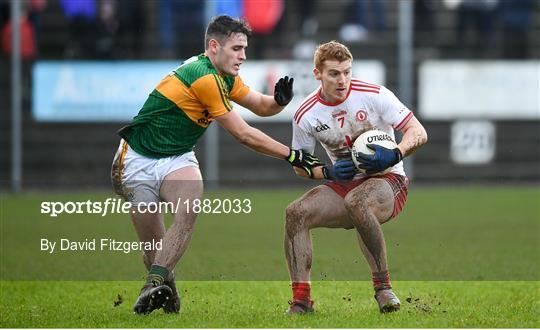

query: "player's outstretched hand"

left=274, top=76, right=294, bottom=106
left=286, top=149, right=323, bottom=178
left=323, top=159, right=356, bottom=181
left=356, top=144, right=403, bottom=175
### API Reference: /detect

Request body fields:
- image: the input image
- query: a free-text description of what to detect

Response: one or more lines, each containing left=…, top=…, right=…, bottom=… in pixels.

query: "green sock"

left=146, top=265, right=169, bottom=286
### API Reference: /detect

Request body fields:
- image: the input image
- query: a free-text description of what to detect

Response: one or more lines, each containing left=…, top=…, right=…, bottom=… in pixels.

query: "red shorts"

left=325, top=173, right=409, bottom=220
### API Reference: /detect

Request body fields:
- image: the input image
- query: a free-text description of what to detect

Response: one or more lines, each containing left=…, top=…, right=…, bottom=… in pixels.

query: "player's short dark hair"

left=205, top=15, right=252, bottom=49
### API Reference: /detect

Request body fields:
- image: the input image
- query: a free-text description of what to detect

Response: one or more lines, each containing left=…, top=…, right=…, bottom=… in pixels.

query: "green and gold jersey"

left=119, top=54, right=250, bottom=158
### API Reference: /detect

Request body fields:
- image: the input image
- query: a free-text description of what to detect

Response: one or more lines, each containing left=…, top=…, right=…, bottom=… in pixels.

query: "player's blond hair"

left=314, top=41, right=353, bottom=71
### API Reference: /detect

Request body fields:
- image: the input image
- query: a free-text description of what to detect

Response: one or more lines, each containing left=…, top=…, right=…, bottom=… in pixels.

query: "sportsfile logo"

left=40, top=197, right=252, bottom=217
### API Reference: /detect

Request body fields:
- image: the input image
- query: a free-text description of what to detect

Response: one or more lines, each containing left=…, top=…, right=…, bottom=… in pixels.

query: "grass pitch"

left=1, top=281, right=538, bottom=328
left=1, top=186, right=539, bottom=327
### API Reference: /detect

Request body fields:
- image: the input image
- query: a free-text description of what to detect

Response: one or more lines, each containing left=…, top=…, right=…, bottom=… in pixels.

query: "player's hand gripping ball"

left=352, top=130, right=402, bottom=175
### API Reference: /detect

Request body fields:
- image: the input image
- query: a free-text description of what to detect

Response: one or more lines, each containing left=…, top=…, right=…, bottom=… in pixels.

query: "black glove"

left=274, top=76, right=294, bottom=106
left=286, top=149, right=323, bottom=178
left=355, top=144, right=403, bottom=175
left=322, top=159, right=356, bottom=181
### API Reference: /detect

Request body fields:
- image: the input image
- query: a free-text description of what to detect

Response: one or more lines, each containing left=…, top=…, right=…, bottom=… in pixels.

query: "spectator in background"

left=27, top=0, right=46, bottom=52
left=499, top=0, right=535, bottom=59
left=204, top=0, right=242, bottom=24
left=292, top=0, right=318, bottom=59
left=60, top=0, right=97, bottom=58
left=340, top=0, right=386, bottom=43
left=1, top=1, right=37, bottom=60
left=117, top=0, right=145, bottom=58
left=242, top=0, right=284, bottom=58
left=0, top=0, right=8, bottom=29
left=414, top=0, right=435, bottom=31
left=95, top=0, right=118, bottom=58
left=204, top=0, right=286, bottom=59
left=159, top=0, right=204, bottom=58
left=455, top=0, right=498, bottom=56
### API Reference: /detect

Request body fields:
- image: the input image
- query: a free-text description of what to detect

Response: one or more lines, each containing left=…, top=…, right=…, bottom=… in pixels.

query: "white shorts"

left=111, top=140, right=199, bottom=204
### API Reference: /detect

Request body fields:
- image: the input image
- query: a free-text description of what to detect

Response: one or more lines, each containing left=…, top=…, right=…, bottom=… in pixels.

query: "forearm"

left=397, top=122, right=428, bottom=158
left=254, top=94, right=285, bottom=117
left=238, top=126, right=290, bottom=159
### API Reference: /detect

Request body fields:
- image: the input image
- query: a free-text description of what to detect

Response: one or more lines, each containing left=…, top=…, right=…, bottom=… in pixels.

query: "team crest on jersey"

left=356, top=110, right=367, bottom=121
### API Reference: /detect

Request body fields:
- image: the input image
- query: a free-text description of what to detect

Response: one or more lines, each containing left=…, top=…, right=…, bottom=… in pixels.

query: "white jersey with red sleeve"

left=291, top=79, right=414, bottom=178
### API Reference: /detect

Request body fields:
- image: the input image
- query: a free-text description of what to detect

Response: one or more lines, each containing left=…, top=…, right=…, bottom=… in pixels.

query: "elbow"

left=253, top=107, right=274, bottom=117
left=258, top=111, right=273, bottom=117
left=421, top=127, right=428, bottom=146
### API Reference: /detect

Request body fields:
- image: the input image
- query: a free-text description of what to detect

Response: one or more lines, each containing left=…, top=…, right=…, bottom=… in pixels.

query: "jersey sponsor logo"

left=198, top=109, right=211, bottom=125
left=356, top=110, right=367, bottom=121
left=315, top=124, right=331, bottom=132
left=332, top=110, right=347, bottom=118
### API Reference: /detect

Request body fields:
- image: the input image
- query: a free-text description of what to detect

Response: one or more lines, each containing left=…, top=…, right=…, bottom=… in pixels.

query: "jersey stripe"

left=351, top=83, right=380, bottom=90
left=395, top=112, right=413, bottom=130
left=351, top=83, right=380, bottom=89
left=351, top=79, right=380, bottom=88
left=294, top=94, right=318, bottom=121
left=351, top=82, right=380, bottom=91
left=212, top=74, right=233, bottom=112
left=295, top=99, right=318, bottom=124
left=118, top=140, right=129, bottom=179
left=294, top=97, right=318, bottom=124
left=351, top=87, right=380, bottom=94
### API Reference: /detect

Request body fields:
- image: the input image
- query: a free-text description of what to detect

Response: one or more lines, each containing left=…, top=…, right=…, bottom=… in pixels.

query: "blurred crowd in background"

left=0, top=0, right=538, bottom=61
left=1, top=0, right=539, bottom=189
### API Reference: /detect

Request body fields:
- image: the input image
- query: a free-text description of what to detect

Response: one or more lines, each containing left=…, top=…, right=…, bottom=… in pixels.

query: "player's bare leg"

left=131, top=211, right=166, bottom=269
left=154, top=166, right=203, bottom=269
left=129, top=203, right=172, bottom=314
left=344, top=178, right=400, bottom=313
left=133, top=166, right=203, bottom=315
left=284, top=185, right=352, bottom=313
left=131, top=209, right=182, bottom=314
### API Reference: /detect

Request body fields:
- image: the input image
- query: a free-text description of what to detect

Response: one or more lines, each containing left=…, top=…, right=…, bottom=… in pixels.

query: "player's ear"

left=208, top=39, right=219, bottom=54
left=313, top=68, right=322, bottom=81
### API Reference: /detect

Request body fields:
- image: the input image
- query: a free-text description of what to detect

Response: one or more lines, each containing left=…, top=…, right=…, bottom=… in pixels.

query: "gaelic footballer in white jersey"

left=292, top=79, right=413, bottom=179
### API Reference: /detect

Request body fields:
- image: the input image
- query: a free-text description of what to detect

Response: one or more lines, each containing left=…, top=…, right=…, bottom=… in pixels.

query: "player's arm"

left=236, top=76, right=294, bottom=117
left=396, top=116, right=428, bottom=157
left=290, top=119, right=330, bottom=180
left=216, top=110, right=289, bottom=158
left=215, top=110, right=324, bottom=177
left=355, top=87, right=428, bottom=174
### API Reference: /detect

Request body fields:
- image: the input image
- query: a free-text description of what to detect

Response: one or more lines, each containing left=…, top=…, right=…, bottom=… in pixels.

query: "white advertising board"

left=419, top=61, right=540, bottom=119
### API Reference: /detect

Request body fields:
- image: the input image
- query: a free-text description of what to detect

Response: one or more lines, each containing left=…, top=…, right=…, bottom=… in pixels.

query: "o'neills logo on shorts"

left=367, top=134, right=394, bottom=143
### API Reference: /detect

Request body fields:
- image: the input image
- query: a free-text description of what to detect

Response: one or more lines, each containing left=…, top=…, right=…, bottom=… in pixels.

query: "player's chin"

left=229, top=66, right=240, bottom=76
left=334, top=93, right=347, bottom=102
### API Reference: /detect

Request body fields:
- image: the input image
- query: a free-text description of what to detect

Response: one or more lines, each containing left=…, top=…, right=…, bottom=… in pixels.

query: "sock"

left=146, top=264, right=169, bottom=286
left=372, top=270, right=392, bottom=291
left=292, top=282, right=311, bottom=302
